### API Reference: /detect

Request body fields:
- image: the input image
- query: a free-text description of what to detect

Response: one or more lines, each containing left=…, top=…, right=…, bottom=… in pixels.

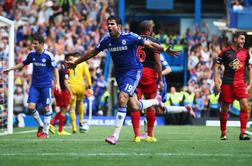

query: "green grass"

left=0, top=126, right=252, bottom=166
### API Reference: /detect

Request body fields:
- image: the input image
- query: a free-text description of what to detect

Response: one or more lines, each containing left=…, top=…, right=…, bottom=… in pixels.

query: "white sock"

left=139, top=99, right=158, bottom=110
left=17, top=113, right=26, bottom=128
left=113, top=107, right=127, bottom=140
left=165, top=106, right=187, bottom=114
left=31, top=109, right=44, bottom=127
left=43, top=110, right=52, bottom=135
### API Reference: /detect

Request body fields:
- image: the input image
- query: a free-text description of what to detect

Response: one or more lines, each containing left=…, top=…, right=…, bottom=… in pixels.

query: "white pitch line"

left=14, top=130, right=37, bottom=134
left=0, top=129, right=37, bottom=136
left=0, top=132, right=8, bottom=136
left=0, top=152, right=251, bottom=158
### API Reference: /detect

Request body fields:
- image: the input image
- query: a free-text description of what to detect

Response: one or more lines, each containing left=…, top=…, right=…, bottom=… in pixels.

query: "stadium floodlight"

left=0, top=16, right=14, bottom=135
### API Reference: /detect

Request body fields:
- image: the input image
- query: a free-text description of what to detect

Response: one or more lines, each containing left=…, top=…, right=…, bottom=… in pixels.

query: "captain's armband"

left=214, top=57, right=223, bottom=65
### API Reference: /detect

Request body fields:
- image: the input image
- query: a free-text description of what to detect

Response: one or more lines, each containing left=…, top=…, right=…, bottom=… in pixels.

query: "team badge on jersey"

left=227, top=54, right=233, bottom=58
left=96, top=43, right=100, bottom=48
left=33, top=58, right=35, bottom=61
left=42, top=58, right=46, bottom=63
left=122, top=40, right=126, bottom=45
left=229, top=59, right=243, bottom=71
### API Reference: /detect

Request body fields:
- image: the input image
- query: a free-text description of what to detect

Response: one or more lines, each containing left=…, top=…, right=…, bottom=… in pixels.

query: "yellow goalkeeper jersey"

left=67, top=62, right=92, bottom=87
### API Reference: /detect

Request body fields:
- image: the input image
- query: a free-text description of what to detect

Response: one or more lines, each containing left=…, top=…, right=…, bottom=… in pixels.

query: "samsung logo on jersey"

left=33, top=62, right=46, bottom=67
left=108, top=46, right=128, bottom=52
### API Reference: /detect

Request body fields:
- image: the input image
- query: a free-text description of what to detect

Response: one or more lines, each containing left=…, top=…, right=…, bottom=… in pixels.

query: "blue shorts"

left=28, top=86, right=52, bottom=107
left=116, top=69, right=142, bottom=97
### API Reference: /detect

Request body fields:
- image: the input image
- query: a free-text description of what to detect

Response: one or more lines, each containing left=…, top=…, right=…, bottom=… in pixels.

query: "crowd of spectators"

left=154, top=21, right=252, bottom=119
left=0, top=0, right=114, bottom=127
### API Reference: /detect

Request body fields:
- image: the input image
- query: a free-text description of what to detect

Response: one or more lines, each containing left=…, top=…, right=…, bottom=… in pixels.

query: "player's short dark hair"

left=65, top=53, right=73, bottom=60
left=233, top=32, right=246, bottom=40
left=32, top=35, right=44, bottom=44
left=65, top=52, right=80, bottom=60
left=107, top=15, right=122, bottom=25
left=139, top=20, right=154, bottom=33
left=73, top=52, right=81, bottom=57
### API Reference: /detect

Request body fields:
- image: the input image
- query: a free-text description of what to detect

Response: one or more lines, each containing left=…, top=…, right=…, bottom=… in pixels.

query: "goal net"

left=0, top=16, right=14, bottom=135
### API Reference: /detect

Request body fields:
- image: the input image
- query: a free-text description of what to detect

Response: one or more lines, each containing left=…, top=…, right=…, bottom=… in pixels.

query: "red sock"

left=146, top=108, right=155, bottom=137
left=58, top=114, right=66, bottom=132
left=50, top=112, right=61, bottom=125
left=219, top=111, right=228, bottom=136
left=240, top=109, right=248, bottom=134
left=130, top=111, right=140, bottom=137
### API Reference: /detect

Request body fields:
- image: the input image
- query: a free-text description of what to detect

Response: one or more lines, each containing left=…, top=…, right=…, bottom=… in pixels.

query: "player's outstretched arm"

left=64, top=79, right=74, bottom=101
left=3, top=63, right=24, bottom=74
left=154, top=52, right=164, bottom=91
left=67, top=48, right=99, bottom=69
left=162, top=66, right=172, bottom=76
left=53, top=68, right=61, bottom=91
left=213, top=60, right=221, bottom=95
left=144, top=40, right=180, bottom=56
left=247, top=65, right=252, bottom=91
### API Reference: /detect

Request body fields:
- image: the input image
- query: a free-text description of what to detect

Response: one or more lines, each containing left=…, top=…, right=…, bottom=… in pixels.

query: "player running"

left=49, top=61, right=72, bottom=136
left=214, top=32, right=251, bottom=140
left=67, top=15, right=180, bottom=145
left=132, top=20, right=194, bottom=143
left=3, top=35, right=60, bottom=138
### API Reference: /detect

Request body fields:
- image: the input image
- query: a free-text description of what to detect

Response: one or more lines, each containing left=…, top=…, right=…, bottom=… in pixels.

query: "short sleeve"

left=48, top=52, right=57, bottom=68
left=129, top=32, right=144, bottom=46
left=22, top=53, right=32, bottom=65
left=95, top=36, right=108, bottom=52
left=160, top=53, right=169, bottom=67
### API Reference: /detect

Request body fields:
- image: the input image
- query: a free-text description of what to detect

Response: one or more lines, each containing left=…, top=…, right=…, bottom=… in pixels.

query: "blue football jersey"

left=160, top=53, right=170, bottom=71
left=23, top=50, right=57, bottom=87
left=160, top=53, right=171, bottom=102
left=95, top=32, right=144, bottom=75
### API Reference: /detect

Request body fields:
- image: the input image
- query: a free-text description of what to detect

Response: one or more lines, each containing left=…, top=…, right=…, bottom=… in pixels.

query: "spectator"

left=13, top=86, right=26, bottom=127
left=232, top=0, right=244, bottom=11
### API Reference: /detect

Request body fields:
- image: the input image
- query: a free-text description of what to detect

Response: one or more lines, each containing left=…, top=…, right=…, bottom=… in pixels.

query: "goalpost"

left=0, top=16, right=14, bottom=135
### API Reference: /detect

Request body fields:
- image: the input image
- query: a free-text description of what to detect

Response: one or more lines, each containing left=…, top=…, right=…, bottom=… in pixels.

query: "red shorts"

left=137, top=85, right=157, bottom=100
left=137, top=68, right=158, bottom=99
left=219, top=83, right=247, bottom=104
left=54, top=89, right=70, bottom=107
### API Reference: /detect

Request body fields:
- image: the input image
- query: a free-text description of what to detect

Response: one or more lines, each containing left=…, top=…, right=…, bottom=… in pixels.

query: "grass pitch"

left=0, top=126, right=252, bottom=166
